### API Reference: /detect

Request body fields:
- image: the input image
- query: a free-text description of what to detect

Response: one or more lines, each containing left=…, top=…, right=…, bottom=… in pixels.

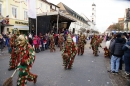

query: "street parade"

left=0, top=0, right=130, bottom=86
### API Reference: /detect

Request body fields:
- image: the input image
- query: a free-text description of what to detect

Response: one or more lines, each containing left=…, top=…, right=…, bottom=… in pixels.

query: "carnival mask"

left=17, top=35, right=26, bottom=47
left=12, top=29, right=20, bottom=35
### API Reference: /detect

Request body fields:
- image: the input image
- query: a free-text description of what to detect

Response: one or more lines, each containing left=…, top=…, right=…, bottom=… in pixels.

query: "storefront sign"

left=15, top=21, right=28, bottom=25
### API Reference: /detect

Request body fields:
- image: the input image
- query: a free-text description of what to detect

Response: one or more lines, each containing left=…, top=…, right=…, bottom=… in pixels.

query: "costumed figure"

left=103, top=46, right=110, bottom=57
left=49, top=33, right=56, bottom=52
left=77, top=33, right=86, bottom=55
left=58, top=33, right=64, bottom=51
left=90, top=35, right=98, bottom=56
left=93, top=36, right=102, bottom=56
left=8, top=29, right=20, bottom=71
left=62, top=34, right=77, bottom=69
left=17, top=35, right=38, bottom=86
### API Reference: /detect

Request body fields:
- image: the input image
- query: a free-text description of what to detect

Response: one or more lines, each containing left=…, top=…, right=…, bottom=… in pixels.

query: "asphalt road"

left=0, top=42, right=113, bottom=86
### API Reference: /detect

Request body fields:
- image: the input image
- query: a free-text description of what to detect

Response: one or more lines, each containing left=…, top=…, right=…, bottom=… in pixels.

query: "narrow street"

left=0, top=42, right=115, bottom=86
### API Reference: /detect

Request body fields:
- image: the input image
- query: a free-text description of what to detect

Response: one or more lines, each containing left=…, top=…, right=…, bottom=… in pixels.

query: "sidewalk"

left=0, top=47, right=10, bottom=57
left=101, top=42, right=130, bottom=86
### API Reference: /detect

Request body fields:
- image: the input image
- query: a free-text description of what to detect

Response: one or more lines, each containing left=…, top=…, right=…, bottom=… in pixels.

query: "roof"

left=49, top=3, right=60, bottom=8
left=40, top=0, right=50, bottom=5
left=61, top=3, right=89, bottom=25
left=37, top=11, right=76, bottom=22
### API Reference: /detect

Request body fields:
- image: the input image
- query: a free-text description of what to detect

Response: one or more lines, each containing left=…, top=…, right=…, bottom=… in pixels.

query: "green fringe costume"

left=8, top=29, right=20, bottom=70
left=17, top=35, right=37, bottom=86
left=62, top=34, right=77, bottom=69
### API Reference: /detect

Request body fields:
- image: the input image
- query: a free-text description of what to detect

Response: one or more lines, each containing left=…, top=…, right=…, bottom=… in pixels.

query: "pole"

left=127, top=21, right=128, bottom=33
left=57, top=13, right=59, bottom=34
left=36, top=17, right=37, bottom=36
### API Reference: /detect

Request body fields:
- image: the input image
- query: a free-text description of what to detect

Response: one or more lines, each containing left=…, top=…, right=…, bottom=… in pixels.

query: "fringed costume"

left=78, top=33, right=86, bottom=55
left=49, top=34, right=55, bottom=52
left=103, top=47, right=110, bottom=57
left=58, top=34, right=64, bottom=51
left=90, top=35, right=99, bottom=56
left=8, top=29, right=20, bottom=71
left=62, top=34, right=77, bottom=69
left=17, top=35, right=37, bottom=86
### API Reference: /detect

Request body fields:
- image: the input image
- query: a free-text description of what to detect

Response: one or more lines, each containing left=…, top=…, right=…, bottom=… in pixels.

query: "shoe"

left=8, top=68, right=15, bottom=71
left=115, top=72, right=119, bottom=75
left=111, top=71, right=116, bottom=74
left=34, top=75, right=38, bottom=84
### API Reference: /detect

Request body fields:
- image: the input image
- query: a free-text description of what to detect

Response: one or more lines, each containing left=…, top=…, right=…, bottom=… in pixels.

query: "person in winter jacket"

left=122, top=41, right=130, bottom=78
left=0, top=34, right=4, bottom=54
left=109, top=33, right=124, bottom=74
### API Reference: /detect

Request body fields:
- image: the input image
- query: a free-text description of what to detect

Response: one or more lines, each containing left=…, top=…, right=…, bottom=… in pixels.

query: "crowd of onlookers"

left=106, top=32, right=130, bottom=79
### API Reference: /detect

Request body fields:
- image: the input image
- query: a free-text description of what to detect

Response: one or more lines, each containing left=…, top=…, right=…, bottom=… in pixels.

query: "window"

left=0, top=4, right=1, bottom=15
left=92, top=13, right=94, bottom=15
left=12, top=7, right=17, bottom=18
left=56, top=7, right=59, bottom=11
left=92, top=8, right=94, bottom=10
left=24, top=11, right=28, bottom=20
left=52, top=5, right=55, bottom=10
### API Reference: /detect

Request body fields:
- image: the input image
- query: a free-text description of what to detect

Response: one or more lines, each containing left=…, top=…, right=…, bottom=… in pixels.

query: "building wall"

left=0, top=0, right=51, bottom=34
left=37, top=0, right=50, bottom=14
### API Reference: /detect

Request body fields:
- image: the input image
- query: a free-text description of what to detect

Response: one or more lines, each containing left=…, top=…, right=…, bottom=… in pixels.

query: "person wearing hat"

left=77, top=33, right=86, bottom=55
left=58, top=33, right=64, bottom=51
left=8, top=28, right=20, bottom=71
left=62, top=34, right=77, bottom=69
left=16, top=34, right=38, bottom=86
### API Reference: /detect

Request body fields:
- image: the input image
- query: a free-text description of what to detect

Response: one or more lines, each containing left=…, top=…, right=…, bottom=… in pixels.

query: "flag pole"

left=36, top=16, right=37, bottom=36
left=36, top=1, right=37, bottom=36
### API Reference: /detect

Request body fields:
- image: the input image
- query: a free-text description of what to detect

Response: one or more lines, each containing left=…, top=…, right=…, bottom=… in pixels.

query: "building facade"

left=0, top=0, right=51, bottom=34
left=124, top=8, right=130, bottom=31
left=57, top=2, right=89, bottom=34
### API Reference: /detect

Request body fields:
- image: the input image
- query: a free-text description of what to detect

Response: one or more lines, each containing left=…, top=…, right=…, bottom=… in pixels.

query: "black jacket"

left=0, top=38, right=4, bottom=44
left=112, top=38, right=124, bottom=57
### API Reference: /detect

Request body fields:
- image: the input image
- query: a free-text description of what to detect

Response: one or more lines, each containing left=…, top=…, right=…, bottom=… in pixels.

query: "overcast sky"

left=47, top=0, right=130, bottom=33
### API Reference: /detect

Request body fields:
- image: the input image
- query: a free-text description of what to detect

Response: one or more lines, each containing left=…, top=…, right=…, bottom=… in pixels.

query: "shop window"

left=24, top=11, right=28, bottom=20
left=12, top=7, right=17, bottom=18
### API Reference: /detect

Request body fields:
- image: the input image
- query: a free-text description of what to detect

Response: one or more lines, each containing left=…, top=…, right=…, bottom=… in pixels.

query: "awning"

left=14, top=25, right=29, bottom=30
left=37, top=11, right=76, bottom=22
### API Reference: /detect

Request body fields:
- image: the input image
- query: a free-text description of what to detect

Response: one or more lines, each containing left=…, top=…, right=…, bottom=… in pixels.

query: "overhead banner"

left=28, top=0, right=36, bottom=18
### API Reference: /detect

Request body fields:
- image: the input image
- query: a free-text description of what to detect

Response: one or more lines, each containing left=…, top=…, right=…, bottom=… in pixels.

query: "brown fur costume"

left=103, top=47, right=110, bottom=57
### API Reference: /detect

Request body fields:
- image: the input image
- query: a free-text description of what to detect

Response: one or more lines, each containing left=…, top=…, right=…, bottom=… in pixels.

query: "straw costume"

left=62, top=34, right=77, bottom=69
left=8, top=29, right=20, bottom=71
left=90, top=35, right=99, bottom=56
left=49, top=34, right=56, bottom=52
left=58, top=34, right=64, bottom=51
left=17, top=35, right=37, bottom=86
left=78, top=33, right=86, bottom=55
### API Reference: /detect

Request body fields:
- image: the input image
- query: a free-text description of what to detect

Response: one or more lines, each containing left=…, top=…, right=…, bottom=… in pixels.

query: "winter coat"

left=0, top=38, right=4, bottom=44
left=112, top=38, right=124, bottom=57
left=122, top=41, right=130, bottom=58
